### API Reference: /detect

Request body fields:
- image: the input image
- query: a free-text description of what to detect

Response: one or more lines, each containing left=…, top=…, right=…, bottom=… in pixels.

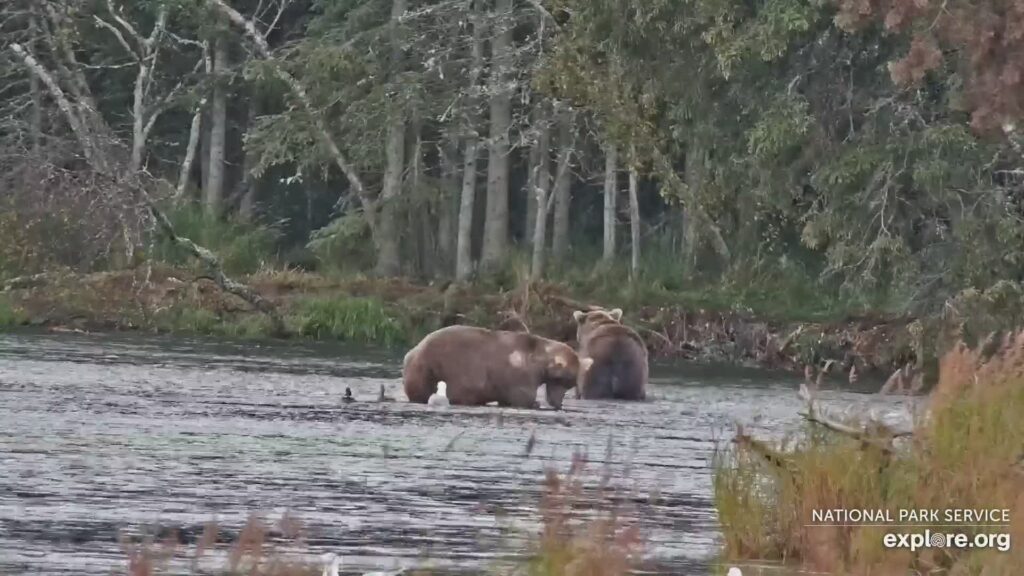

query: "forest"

left=2, top=0, right=1024, bottom=368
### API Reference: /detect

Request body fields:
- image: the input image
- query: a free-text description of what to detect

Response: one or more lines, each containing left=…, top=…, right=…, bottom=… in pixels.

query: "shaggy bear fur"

left=403, top=325, right=592, bottom=409
left=572, top=308, right=648, bottom=400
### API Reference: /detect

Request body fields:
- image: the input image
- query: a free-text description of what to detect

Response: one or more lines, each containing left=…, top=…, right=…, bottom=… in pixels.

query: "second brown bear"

left=573, top=308, right=648, bottom=400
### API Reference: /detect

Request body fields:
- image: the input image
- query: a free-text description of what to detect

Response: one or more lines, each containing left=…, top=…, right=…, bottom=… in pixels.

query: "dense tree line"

left=2, top=0, right=1022, bottom=312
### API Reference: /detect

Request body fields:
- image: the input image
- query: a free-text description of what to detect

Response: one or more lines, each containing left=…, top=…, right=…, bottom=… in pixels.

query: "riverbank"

left=0, top=263, right=969, bottom=379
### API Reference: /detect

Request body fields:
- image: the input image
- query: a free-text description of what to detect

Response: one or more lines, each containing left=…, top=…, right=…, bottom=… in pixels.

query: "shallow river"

left=0, top=331, right=913, bottom=575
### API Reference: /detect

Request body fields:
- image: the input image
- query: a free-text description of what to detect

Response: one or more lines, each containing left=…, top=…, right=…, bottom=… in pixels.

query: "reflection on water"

left=0, top=331, right=913, bottom=575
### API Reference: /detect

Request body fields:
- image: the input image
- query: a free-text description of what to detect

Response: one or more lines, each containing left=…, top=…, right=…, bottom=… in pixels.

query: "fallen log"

left=2, top=271, right=61, bottom=292
left=144, top=196, right=285, bottom=336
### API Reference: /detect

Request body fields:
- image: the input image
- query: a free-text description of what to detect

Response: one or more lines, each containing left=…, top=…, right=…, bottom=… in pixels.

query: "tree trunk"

left=411, top=114, right=432, bottom=278
left=200, top=110, right=211, bottom=195
left=438, top=139, right=459, bottom=276
left=28, top=13, right=43, bottom=154
left=481, top=0, right=514, bottom=271
left=602, top=143, right=618, bottom=264
left=455, top=0, right=486, bottom=282
left=205, top=35, right=228, bottom=218
left=237, top=99, right=260, bottom=221
left=524, top=131, right=540, bottom=246
left=551, top=110, right=574, bottom=264
left=682, top=144, right=701, bottom=270
left=29, top=72, right=43, bottom=154
left=181, top=41, right=211, bottom=200
left=376, top=114, right=406, bottom=278
left=456, top=139, right=479, bottom=281
left=375, top=0, right=407, bottom=277
left=628, top=144, right=641, bottom=281
left=177, top=107, right=203, bottom=199
left=529, top=118, right=552, bottom=281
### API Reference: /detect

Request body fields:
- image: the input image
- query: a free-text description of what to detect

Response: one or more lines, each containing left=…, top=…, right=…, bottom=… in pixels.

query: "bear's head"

left=539, top=341, right=593, bottom=410
left=572, top=307, right=623, bottom=343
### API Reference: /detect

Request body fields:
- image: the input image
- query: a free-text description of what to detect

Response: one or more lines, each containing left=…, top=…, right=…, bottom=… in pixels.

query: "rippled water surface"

left=0, top=331, right=913, bottom=575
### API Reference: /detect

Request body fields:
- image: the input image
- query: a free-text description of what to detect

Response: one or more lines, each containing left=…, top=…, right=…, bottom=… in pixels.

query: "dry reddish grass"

left=115, top=456, right=647, bottom=576
left=524, top=452, right=645, bottom=576
left=716, top=331, right=1024, bottom=575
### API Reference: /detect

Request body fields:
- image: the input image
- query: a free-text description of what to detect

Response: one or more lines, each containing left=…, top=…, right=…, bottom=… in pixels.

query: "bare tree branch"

left=206, top=0, right=378, bottom=233
left=105, top=0, right=144, bottom=49
left=9, top=43, right=98, bottom=170
left=93, top=15, right=138, bottom=59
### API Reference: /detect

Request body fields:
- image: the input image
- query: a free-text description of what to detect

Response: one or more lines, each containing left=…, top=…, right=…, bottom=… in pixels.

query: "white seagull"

left=320, top=553, right=407, bottom=576
left=428, top=381, right=450, bottom=408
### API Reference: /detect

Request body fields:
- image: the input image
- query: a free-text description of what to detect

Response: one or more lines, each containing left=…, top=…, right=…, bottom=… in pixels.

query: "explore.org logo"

left=883, top=530, right=1011, bottom=552
left=807, top=508, right=1013, bottom=553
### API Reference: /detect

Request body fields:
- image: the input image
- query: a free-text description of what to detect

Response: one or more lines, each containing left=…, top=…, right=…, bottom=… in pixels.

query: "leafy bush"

left=292, top=296, right=405, bottom=346
left=0, top=295, right=26, bottom=327
left=151, top=204, right=279, bottom=276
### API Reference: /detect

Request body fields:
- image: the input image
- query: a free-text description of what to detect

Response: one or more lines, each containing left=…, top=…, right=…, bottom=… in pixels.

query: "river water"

left=0, top=331, right=914, bottom=575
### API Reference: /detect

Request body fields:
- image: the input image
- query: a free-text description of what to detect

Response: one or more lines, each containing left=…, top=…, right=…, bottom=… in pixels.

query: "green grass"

left=151, top=203, right=280, bottom=275
left=291, top=296, right=406, bottom=346
left=0, top=295, right=26, bottom=327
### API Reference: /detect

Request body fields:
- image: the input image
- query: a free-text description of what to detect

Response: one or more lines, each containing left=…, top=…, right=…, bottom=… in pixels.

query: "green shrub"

left=292, top=296, right=405, bottom=346
left=0, top=295, right=26, bottom=327
left=151, top=203, right=279, bottom=275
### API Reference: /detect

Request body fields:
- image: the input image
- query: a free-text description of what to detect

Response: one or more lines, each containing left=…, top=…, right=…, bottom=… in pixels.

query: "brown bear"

left=572, top=308, right=648, bottom=400
left=402, top=325, right=592, bottom=410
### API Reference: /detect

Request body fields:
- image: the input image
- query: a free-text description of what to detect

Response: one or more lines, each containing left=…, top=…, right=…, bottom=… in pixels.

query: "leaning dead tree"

left=6, top=0, right=284, bottom=333
left=204, top=0, right=378, bottom=236
left=736, top=369, right=917, bottom=474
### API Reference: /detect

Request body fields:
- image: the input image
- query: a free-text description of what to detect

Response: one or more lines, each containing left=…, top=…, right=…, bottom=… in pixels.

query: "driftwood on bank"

left=879, top=362, right=924, bottom=395
left=733, top=425, right=795, bottom=475
left=737, top=371, right=916, bottom=477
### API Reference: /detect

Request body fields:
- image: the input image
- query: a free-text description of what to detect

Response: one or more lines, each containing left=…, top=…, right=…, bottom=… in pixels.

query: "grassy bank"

left=9, top=204, right=1024, bottom=378
left=0, top=262, right=931, bottom=376
left=714, top=333, right=1024, bottom=574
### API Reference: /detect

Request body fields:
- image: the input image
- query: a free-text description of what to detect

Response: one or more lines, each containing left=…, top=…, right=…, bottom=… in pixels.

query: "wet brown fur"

left=402, top=325, right=591, bottom=409
left=573, top=308, right=649, bottom=400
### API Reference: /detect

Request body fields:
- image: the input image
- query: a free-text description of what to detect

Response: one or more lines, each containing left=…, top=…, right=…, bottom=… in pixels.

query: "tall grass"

left=714, top=332, right=1024, bottom=574
left=523, top=453, right=644, bottom=576
left=292, top=296, right=405, bottom=346
left=151, top=204, right=279, bottom=275
left=0, top=295, right=25, bottom=327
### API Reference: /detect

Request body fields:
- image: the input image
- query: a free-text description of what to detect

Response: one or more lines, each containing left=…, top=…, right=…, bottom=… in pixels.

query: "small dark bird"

left=377, top=384, right=394, bottom=402
left=343, top=387, right=355, bottom=403
left=522, top=428, right=536, bottom=457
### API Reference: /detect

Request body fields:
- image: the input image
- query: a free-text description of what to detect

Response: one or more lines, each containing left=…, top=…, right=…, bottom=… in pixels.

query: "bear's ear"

left=580, top=357, right=594, bottom=372
left=609, top=308, right=623, bottom=322
left=573, top=310, right=586, bottom=323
